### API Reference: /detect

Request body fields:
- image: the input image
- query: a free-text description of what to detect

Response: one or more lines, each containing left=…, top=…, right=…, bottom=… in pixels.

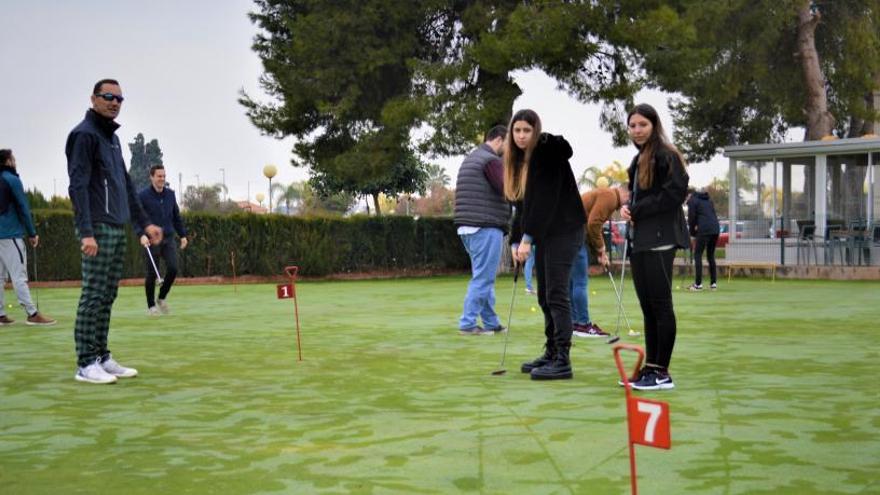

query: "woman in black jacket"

left=505, top=109, right=586, bottom=380
left=620, top=104, right=690, bottom=391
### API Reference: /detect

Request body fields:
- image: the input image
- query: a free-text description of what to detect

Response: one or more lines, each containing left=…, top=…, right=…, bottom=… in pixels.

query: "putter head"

left=491, top=369, right=507, bottom=376
left=606, top=335, right=621, bottom=344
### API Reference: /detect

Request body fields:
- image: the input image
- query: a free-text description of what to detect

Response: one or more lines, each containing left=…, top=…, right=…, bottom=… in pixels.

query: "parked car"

left=716, top=220, right=743, bottom=248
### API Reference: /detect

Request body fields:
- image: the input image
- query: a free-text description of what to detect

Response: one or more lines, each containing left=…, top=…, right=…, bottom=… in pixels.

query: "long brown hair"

left=627, top=104, right=686, bottom=190
left=503, top=109, right=542, bottom=201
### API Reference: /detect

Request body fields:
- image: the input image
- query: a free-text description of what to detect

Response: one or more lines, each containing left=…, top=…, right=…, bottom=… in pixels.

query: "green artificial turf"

left=1, top=276, right=878, bottom=494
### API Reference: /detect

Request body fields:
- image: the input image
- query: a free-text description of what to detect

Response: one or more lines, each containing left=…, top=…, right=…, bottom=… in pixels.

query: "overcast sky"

left=1, top=0, right=732, bottom=206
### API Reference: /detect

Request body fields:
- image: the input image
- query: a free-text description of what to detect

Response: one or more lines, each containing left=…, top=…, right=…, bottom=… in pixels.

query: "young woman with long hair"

left=620, top=103, right=690, bottom=391
left=505, top=109, right=586, bottom=380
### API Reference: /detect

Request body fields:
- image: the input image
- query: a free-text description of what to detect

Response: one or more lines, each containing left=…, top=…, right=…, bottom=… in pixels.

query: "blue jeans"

left=569, top=244, right=590, bottom=325
left=459, top=228, right=503, bottom=329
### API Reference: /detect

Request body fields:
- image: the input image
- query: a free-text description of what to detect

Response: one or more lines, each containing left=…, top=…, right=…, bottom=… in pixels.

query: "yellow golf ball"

left=530, top=306, right=537, bottom=312
left=591, top=291, right=597, bottom=295
left=6, top=304, right=11, bottom=309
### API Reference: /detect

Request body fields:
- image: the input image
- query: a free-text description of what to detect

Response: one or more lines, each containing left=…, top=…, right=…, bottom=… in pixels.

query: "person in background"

left=570, top=185, right=630, bottom=338
left=66, top=78, right=163, bottom=384
left=138, top=164, right=188, bottom=315
left=452, top=125, right=509, bottom=335
left=511, top=242, right=536, bottom=295
left=507, top=109, right=586, bottom=380
left=620, top=103, right=689, bottom=391
left=686, top=187, right=720, bottom=291
left=0, top=149, right=56, bottom=326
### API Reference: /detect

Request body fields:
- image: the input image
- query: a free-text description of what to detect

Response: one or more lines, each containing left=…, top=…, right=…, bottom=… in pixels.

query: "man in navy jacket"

left=67, top=78, right=163, bottom=384
left=138, top=164, right=187, bottom=315
left=686, top=188, right=720, bottom=290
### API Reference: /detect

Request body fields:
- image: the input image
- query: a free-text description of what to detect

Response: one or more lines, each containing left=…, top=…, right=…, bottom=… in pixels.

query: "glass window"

left=826, top=153, right=870, bottom=229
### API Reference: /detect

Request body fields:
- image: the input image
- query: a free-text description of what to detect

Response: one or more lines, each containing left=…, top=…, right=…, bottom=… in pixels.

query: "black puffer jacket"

left=686, top=191, right=720, bottom=236
left=511, top=133, right=586, bottom=242
left=626, top=147, right=690, bottom=253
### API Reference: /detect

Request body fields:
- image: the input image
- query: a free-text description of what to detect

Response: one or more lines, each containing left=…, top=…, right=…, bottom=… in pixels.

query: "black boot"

left=530, top=343, right=572, bottom=380
left=521, top=342, right=556, bottom=373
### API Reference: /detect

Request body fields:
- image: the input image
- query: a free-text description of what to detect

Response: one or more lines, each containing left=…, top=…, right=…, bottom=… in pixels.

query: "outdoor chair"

left=823, top=223, right=847, bottom=265
left=796, top=223, right=817, bottom=265
left=848, top=221, right=871, bottom=266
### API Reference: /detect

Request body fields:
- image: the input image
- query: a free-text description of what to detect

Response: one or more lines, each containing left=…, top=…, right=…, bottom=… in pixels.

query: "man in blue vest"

left=453, top=125, right=509, bottom=335
left=138, top=164, right=188, bottom=316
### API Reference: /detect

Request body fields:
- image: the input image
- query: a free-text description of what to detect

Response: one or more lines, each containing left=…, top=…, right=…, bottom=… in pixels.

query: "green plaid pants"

left=74, top=224, right=126, bottom=367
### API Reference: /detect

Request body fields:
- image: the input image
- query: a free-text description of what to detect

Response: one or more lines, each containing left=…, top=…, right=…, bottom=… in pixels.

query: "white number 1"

left=637, top=402, right=662, bottom=443
left=281, top=286, right=290, bottom=297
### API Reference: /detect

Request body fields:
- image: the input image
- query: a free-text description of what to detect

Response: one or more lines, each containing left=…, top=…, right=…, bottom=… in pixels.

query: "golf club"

left=491, top=264, right=520, bottom=376
left=145, top=245, right=163, bottom=284
left=605, top=263, right=636, bottom=344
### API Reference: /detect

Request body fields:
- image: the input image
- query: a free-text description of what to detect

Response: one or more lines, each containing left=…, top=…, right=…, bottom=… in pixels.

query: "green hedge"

left=32, top=211, right=470, bottom=281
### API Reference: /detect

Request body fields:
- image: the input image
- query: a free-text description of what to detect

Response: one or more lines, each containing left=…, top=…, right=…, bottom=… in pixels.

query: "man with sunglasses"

left=66, top=79, right=163, bottom=384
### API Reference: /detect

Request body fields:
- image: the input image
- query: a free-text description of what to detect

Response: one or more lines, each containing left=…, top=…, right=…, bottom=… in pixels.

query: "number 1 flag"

left=276, top=283, right=294, bottom=299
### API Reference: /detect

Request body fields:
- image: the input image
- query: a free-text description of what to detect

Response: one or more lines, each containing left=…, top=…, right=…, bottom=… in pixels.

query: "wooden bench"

left=725, top=262, right=777, bottom=282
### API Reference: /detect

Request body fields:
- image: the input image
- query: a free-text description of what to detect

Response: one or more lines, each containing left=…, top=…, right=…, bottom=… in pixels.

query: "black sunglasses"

left=95, top=93, right=125, bottom=103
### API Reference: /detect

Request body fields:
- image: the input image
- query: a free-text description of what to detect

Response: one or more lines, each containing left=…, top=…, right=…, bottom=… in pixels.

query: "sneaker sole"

left=107, top=371, right=138, bottom=378
left=573, top=331, right=603, bottom=338
left=75, top=374, right=117, bottom=384
left=632, top=382, right=675, bottom=391
left=26, top=321, right=57, bottom=326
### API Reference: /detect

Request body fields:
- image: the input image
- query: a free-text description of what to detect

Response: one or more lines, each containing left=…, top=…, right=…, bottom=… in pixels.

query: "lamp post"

left=255, top=192, right=265, bottom=210
left=263, top=164, right=278, bottom=213
left=220, top=168, right=226, bottom=200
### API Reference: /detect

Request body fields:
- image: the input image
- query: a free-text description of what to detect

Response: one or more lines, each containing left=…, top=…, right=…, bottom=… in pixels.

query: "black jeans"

left=144, top=239, right=179, bottom=307
left=693, top=234, right=718, bottom=286
left=534, top=228, right=583, bottom=349
left=630, top=248, right=677, bottom=369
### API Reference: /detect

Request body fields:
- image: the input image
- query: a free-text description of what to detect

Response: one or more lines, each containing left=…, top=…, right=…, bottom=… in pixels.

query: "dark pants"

left=74, top=224, right=125, bottom=367
left=144, top=239, right=179, bottom=307
left=535, top=228, right=583, bottom=349
left=630, top=248, right=678, bottom=369
left=693, top=234, right=718, bottom=286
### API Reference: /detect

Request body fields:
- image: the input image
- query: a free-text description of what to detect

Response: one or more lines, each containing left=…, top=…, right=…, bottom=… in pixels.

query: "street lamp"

left=255, top=192, right=265, bottom=209
left=263, top=164, right=278, bottom=213
left=220, top=168, right=226, bottom=200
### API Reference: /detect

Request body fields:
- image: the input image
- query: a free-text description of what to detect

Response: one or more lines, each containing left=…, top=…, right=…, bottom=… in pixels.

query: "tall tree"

left=183, top=184, right=238, bottom=214
left=271, top=181, right=305, bottom=215
left=128, top=133, right=164, bottom=190
left=636, top=0, right=880, bottom=160
left=241, top=1, right=666, bottom=196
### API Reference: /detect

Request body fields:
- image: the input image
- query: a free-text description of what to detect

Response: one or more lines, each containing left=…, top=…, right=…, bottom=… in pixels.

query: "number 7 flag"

left=628, top=397, right=671, bottom=449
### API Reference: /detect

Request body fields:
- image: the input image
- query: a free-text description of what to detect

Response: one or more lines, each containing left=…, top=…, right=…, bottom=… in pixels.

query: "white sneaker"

left=101, top=355, right=138, bottom=378
left=146, top=306, right=161, bottom=316
left=75, top=361, right=117, bottom=384
left=157, top=299, right=170, bottom=314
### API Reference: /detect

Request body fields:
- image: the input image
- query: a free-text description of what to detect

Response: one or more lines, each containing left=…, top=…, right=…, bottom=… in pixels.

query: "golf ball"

left=530, top=306, right=537, bottom=312
left=591, top=291, right=597, bottom=295
left=675, top=286, right=681, bottom=290
left=6, top=304, right=11, bottom=309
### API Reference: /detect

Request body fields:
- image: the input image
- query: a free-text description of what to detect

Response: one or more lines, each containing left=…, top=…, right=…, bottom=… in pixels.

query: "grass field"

left=1, top=275, right=878, bottom=494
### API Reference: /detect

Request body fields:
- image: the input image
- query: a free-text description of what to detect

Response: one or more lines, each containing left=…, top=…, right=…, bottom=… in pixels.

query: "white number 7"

left=637, top=401, right=662, bottom=443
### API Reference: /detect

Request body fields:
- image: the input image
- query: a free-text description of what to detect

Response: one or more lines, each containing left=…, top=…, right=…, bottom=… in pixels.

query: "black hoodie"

left=686, top=191, right=720, bottom=237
